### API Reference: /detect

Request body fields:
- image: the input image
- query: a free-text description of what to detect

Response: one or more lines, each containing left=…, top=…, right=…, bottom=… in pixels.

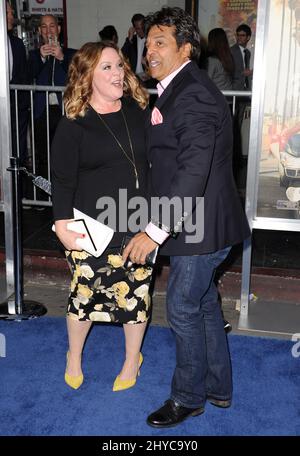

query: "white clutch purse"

left=52, top=208, right=114, bottom=257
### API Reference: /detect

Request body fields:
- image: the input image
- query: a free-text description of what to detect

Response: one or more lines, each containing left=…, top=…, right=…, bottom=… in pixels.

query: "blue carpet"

left=0, top=317, right=299, bottom=436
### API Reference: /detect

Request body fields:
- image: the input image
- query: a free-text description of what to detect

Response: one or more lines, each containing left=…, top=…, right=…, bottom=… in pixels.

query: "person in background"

left=99, top=25, right=118, bottom=44
left=197, top=34, right=208, bottom=69
left=28, top=14, right=76, bottom=185
left=122, top=13, right=158, bottom=107
left=205, top=29, right=236, bottom=304
left=6, top=1, right=29, bottom=166
left=231, top=24, right=252, bottom=91
left=51, top=41, right=153, bottom=392
left=230, top=24, right=253, bottom=172
left=205, top=28, right=234, bottom=91
left=121, top=13, right=147, bottom=81
left=123, top=7, right=250, bottom=428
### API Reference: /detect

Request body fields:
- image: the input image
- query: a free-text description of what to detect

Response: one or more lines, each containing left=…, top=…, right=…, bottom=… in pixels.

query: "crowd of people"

left=6, top=2, right=252, bottom=429
left=6, top=2, right=253, bottom=176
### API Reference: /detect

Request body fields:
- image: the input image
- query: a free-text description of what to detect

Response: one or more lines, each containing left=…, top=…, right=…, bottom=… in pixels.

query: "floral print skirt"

left=65, top=247, right=153, bottom=324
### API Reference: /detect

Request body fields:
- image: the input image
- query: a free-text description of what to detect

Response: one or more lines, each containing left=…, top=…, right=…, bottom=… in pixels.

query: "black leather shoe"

left=146, top=399, right=204, bottom=428
left=207, top=396, right=231, bottom=408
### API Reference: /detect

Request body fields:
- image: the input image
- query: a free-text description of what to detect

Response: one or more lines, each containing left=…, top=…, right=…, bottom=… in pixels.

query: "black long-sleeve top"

left=51, top=97, right=149, bottom=247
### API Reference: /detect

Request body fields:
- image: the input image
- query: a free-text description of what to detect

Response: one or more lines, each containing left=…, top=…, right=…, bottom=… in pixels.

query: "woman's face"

left=91, top=48, right=124, bottom=103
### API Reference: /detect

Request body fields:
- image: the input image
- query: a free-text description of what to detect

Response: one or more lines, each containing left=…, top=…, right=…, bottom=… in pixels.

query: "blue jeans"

left=167, top=248, right=232, bottom=408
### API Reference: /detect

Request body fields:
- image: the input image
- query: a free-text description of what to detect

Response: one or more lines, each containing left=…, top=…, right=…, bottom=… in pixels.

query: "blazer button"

left=149, top=162, right=152, bottom=168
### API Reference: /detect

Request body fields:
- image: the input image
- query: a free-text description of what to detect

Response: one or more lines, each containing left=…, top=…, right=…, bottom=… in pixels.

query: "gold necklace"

left=97, top=108, right=139, bottom=189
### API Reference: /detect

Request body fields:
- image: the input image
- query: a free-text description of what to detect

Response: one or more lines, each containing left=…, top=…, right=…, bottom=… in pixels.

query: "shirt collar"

left=156, top=60, right=191, bottom=97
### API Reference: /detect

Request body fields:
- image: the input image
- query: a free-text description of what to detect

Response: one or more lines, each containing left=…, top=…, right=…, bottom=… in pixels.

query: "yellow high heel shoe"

left=113, top=353, right=143, bottom=392
left=64, top=351, right=84, bottom=390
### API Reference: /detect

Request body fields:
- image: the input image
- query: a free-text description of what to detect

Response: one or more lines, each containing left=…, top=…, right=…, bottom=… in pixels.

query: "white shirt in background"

left=135, top=36, right=145, bottom=75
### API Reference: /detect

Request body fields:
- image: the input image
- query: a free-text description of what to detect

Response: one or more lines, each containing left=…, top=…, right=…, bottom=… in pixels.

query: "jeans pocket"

left=207, top=246, right=231, bottom=268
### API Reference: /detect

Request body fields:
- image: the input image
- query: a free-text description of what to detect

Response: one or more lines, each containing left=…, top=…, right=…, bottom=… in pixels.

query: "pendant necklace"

left=96, top=108, right=139, bottom=189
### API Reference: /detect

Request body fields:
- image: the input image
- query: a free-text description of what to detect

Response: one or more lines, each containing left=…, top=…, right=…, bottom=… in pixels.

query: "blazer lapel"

left=147, top=62, right=195, bottom=161
left=153, top=61, right=194, bottom=111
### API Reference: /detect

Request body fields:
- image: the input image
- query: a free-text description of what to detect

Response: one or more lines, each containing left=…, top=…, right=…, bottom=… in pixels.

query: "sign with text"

left=28, top=0, right=63, bottom=15
left=198, top=0, right=257, bottom=46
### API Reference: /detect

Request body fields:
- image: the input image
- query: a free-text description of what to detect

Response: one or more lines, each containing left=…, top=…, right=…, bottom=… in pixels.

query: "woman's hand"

left=54, top=219, right=85, bottom=251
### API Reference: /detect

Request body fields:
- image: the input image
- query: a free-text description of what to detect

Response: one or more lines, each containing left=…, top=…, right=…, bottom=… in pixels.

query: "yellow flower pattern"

left=107, top=254, right=124, bottom=268
left=133, top=268, right=152, bottom=281
left=79, top=264, right=94, bottom=279
left=112, top=281, right=130, bottom=297
left=65, top=247, right=153, bottom=324
left=71, top=250, right=90, bottom=260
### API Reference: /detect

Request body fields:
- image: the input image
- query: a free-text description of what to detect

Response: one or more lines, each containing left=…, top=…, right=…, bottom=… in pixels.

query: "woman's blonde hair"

left=64, top=41, right=149, bottom=119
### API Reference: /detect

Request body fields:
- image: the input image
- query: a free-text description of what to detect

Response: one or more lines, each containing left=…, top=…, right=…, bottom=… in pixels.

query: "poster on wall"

left=198, top=0, right=257, bottom=47
left=28, top=0, right=63, bottom=15
left=256, top=0, right=300, bottom=220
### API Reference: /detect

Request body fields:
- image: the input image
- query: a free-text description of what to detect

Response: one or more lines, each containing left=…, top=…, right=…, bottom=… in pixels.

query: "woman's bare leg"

left=118, top=322, right=147, bottom=380
left=66, top=316, right=92, bottom=376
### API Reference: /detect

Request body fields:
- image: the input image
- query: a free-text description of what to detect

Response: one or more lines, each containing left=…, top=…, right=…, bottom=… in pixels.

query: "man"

left=231, top=24, right=253, bottom=91
left=121, top=13, right=147, bottom=79
left=28, top=15, right=76, bottom=184
left=122, top=13, right=158, bottom=107
left=6, top=1, right=29, bottom=165
left=123, top=7, right=250, bottom=428
left=231, top=24, right=253, bottom=171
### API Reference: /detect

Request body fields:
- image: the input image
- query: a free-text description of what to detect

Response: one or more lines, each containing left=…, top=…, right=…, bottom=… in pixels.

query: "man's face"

left=39, top=15, right=60, bottom=44
left=146, top=25, right=191, bottom=81
left=133, top=20, right=144, bottom=39
left=236, top=30, right=250, bottom=48
left=6, top=2, right=14, bottom=32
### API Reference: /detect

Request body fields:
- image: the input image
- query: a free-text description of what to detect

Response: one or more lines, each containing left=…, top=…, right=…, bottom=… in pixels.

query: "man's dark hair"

left=131, top=13, right=145, bottom=25
left=236, top=24, right=252, bottom=37
left=99, top=25, right=118, bottom=43
left=145, top=7, right=201, bottom=61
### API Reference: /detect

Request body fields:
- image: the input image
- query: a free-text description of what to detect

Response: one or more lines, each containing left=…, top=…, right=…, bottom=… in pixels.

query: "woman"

left=205, top=28, right=234, bottom=91
left=51, top=41, right=153, bottom=391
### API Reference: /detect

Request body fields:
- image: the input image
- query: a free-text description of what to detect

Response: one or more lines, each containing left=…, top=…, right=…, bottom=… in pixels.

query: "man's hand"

left=51, top=43, right=64, bottom=61
left=127, top=26, right=135, bottom=42
left=40, top=43, right=64, bottom=61
left=243, top=68, right=253, bottom=77
left=40, top=43, right=52, bottom=59
left=122, top=232, right=158, bottom=265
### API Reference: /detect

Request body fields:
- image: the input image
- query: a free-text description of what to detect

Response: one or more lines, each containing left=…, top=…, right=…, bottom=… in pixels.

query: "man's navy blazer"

left=9, top=33, right=29, bottom=108
left=147, top=61, right=250, bottom=256
left=9, top=33, right=29, bottom=160
left=121, top=35, right=146, bottom=73
left=28, top=47, right=76, bottom=119
left=9, top=34, right=28, bottom=84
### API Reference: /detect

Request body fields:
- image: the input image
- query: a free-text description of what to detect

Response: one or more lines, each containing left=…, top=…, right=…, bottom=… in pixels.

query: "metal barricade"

left=9, top=84, right=65, bottom=207
left=0, top=78, right=252, bottom=303
left=8, top=86, right=251, bottom=209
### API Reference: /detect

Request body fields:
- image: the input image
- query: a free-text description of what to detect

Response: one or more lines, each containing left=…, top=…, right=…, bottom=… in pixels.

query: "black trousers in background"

left=10, top=91, right=29, bottom=165
left=232, top=99, right=250, bottom=176
left=33, top=106, right=62, bottom=200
